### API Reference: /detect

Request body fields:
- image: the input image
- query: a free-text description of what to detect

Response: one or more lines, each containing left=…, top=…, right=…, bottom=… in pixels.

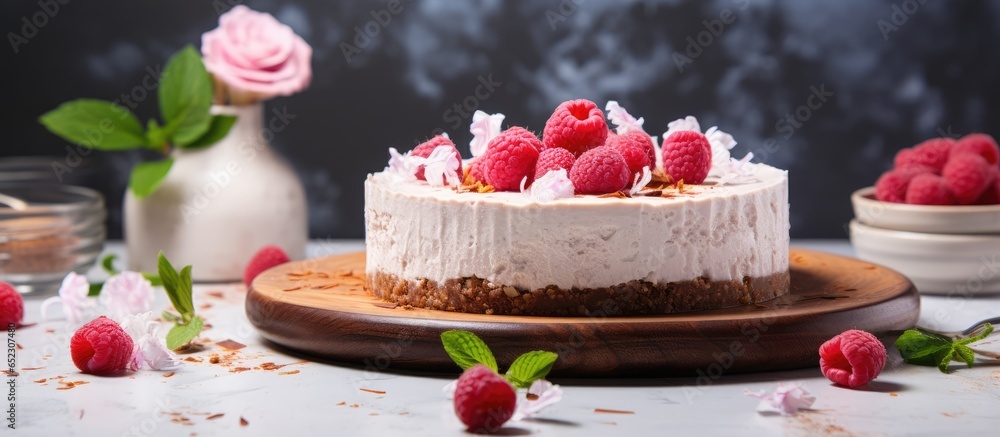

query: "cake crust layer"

left=367, top=271, right=790, bottom=316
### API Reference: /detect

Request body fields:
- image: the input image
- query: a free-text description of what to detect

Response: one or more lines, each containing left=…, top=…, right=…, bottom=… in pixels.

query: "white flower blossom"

left=605, top=101, right=645, bottom=135
left=663, top=116, right=701, bottom=139
left=120, top=312, right=184, bottom=371
left=422, top=146, right=461, bottom=188
left=469, top=111, right=505, bottom=158
left=511, top=379, right=564, bottom=421
left=99, top=271, right=154, bottom=321
left=386, top=147, right=420, bottom=183
left=745, top=382, right=816, bottom=416
left=524, top=169, right=575, bottom=202
left=40, top=272, right=97, bottom=325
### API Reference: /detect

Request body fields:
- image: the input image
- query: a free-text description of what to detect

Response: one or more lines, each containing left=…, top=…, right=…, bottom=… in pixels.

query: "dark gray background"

left=2, top=0, right=998, bottom=239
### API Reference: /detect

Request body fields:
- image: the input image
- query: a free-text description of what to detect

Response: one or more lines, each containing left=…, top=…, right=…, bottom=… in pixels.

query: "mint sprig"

left=441, top=330, right=558, bottom=388
left=157, top=252, right=204, bottom=350
left=895, top=323, right=994, bottom=373
left=38, top=45, right=236, bottom=198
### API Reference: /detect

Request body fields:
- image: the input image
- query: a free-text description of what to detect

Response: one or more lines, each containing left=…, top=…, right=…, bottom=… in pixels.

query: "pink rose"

left=201, top=6, right=312, bottom=100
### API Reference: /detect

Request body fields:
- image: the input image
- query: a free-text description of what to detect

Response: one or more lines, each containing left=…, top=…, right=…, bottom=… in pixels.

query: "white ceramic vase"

left=124, top=103, right=307, bottom=282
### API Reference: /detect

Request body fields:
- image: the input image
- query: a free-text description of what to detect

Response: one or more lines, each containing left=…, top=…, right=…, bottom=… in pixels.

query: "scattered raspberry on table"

left=0, top=282, right=23, bottom=328
left=244, top=245, right=291, bottom=285
left=819, top=329, right=887, bottom=388
left=70, top=316, right=135, bottom=376
left=453, top=364, right=517, bottom=433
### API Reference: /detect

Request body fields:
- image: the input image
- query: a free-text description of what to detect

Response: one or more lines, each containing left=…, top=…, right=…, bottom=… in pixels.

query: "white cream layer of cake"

left=364, top=164, right=789, bottom=290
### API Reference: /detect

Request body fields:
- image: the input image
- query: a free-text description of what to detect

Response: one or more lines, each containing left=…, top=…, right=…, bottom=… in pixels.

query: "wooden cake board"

left=246, top=249, right=919, bottom=377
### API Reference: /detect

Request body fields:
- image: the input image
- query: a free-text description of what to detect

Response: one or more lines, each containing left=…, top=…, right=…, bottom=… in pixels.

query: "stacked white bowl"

left=850, top=187, right=1000, bottom=295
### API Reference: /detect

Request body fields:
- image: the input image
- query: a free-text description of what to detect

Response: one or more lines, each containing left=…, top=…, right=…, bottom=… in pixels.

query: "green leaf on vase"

left=129, top=159, right=174, bottom=198
left=39, top=99, right=147, bottom=150
left=184, top=115, right=237, bottom=149
left=159, top=45, right=213, bottom=147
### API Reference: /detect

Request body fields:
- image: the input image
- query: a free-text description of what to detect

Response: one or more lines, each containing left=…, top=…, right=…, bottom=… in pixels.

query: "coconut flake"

left=525, top=169, right=575, bottom=202
left=744, top=382, right=816, bottom=416
left=605, top=101, right=645, bottom=135
left=662, top=116, right=701, bottom=140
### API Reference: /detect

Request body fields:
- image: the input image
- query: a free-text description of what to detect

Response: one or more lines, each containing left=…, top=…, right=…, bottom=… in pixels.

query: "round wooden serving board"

left=246, top=249, right=919, bottom=377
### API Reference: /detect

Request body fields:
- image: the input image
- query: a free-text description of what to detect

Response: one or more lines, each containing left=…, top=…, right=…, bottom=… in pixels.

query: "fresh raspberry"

left=818, top=329, right=886, bottom=388
left=453, top=364, right=516, bottom=433
left=468, top=157, right=487, bottom=183
left=873, top=165, right=934, bottom=203
left=533, top=147, right=576, bottom=180
left=894, top=138, right=954, bottom=173
left=542, top=99, right=609, bottom=157
left=905, top=174, right=956, bottom=205
left=569, top=146, right=630, bottom=194
left=951, top=133, right=1000, bottom=166
left=661, top=130, right=712, bottom=185
left=974, top=178, right=1000, bottom=205
left=70, top=316, right=134, bottom=376
left=607, top=130, right=655, bottom=176
left=243, top=245, right=290, bottom=285
left=942, top=153, right=998, bottom=204
left=482, top=127, right=542, bottom=191
left=0, top=282, right=24, bottom=328
left=412, top=135, right=463, bottom=183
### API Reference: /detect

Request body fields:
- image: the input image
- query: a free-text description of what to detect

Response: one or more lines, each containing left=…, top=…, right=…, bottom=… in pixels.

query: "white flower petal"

left=663, top=116, right=701, bottom=141
left=629, top=166, right=652, bottom=197
left=100, top=271, right=154, bottom=322
left=745, top=382, right=816, bottom=416
left=469, top=111, right=505, bottom=158
left=386, top=147, right=421, bottom=183
left=120, top=312, right=184, bottom=372
left=511, top=379, right=563, bottom=422
left=422, top=146, right=461, bottom=188
left=442, top=379, right=458, bottom=399
left=605, top=101, right=645, bottom=135
left=526, top=169, right=575, bottom=202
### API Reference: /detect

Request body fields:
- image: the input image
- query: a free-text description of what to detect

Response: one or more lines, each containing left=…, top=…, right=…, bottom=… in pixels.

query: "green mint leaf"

left=895, top=329, right=953, bottom=363
left=87, top=283, right=104, bottom=297
left=938, top=347, right=955, bottom=373
left=504, top=351, right=558, bottom=389
left=129, top=158, right=174, bottom=198
left=159, top=45, right=213, bottom=146
left=953, top=345, right=975, bottom=368
left=144, top=273, right=164, bottom=287
left=101, top=254, right=119, bottom=275
left=184, top=115, right=237, bottom=149
left=440, top=330, right=497, bottom=372
left=157, top=251, right=195, bottom=316
left=39, top=99, right=146, bottom=150
left=161, top=311, right=180, bottom=323
left=166, top=315, right=204, bottom=350
left=145, top=119, right=169, bottom=150
left=955, top=323, right=994, bottom=346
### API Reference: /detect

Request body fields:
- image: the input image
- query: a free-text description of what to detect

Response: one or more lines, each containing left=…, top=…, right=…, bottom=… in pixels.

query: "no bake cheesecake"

left=365, top=100, right=790, bottom=316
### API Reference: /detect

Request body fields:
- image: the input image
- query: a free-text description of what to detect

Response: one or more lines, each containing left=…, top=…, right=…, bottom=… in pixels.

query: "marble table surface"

left=10, top=240, right=1000, bottom=436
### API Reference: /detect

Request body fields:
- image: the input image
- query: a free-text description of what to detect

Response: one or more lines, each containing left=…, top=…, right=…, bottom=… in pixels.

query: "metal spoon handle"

left=0, top=192, right=28, bottom=211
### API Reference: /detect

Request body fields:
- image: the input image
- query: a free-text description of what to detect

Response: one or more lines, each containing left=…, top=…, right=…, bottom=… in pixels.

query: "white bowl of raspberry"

left=849, top=220, right=1000, bottom=294
left=850, top=133, right=1000, bottom=294
left=852, top=187, right=1000, bottom=234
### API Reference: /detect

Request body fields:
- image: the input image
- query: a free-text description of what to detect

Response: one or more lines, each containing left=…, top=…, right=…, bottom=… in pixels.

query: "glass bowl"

left=0, top=184, right=106, bottom=296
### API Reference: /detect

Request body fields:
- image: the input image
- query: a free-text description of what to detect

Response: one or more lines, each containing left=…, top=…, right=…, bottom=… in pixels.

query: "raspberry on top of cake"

left=365, top=99, right=789, bottom=316
left=382, top=99, right=761, bottom=200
